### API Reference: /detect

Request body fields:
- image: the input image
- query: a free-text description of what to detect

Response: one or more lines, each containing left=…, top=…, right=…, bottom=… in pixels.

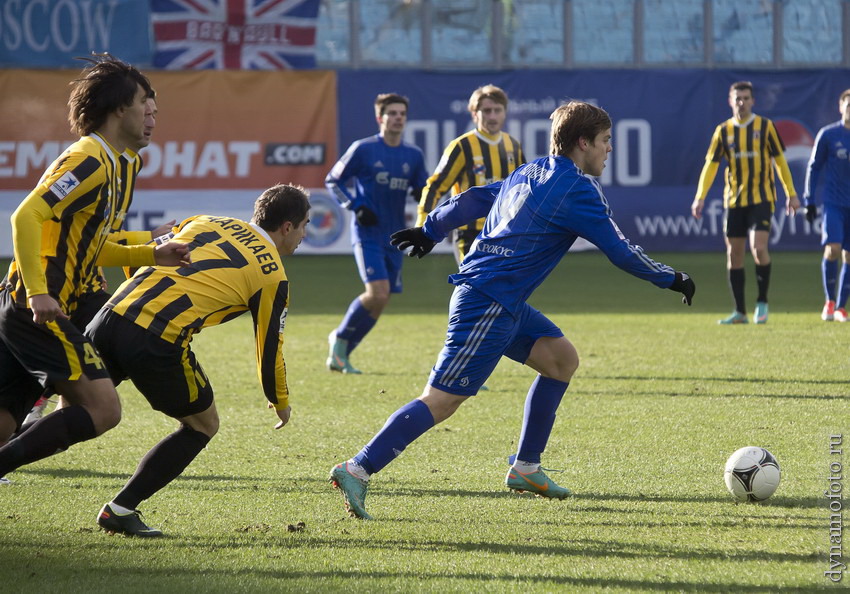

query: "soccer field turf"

left=1, top=252, right=845, bottom=592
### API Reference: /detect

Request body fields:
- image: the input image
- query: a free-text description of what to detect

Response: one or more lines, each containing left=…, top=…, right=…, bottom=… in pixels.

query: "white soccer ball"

left=724, top=446, right=781, bottom=502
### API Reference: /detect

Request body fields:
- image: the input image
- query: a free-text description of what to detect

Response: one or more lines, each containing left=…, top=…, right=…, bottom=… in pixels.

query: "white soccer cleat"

left=23, top=396, right=50, bottom=426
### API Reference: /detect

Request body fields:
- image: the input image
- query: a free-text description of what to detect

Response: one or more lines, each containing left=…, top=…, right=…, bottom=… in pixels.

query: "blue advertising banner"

left=0, top=0, right=152, bottom=67
left=336, top=69, right=850, bottom=252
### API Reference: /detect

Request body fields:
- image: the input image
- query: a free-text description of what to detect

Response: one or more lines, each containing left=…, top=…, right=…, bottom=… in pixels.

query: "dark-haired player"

left=0, top=55, right=190, bottom=488
left=324, top=93, right=427, bottom=374
left=691, top=81, right=799, bottom=325
left=88, top=183, right=309, bottom=537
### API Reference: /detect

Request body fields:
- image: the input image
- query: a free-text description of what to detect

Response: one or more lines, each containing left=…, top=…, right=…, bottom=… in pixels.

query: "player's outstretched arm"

left=391, top=227, right=437, bottom=258
left=153, top=241, right=192, bottom=267
left=668, top=271, right=696, bottom=306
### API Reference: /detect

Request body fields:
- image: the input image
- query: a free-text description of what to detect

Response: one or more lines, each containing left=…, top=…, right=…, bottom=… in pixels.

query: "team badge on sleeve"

left=50, top=171, right=81, bottom=200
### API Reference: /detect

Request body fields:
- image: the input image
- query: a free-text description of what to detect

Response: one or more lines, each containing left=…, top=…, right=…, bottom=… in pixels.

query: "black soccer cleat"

left=97, top=503, right=163, bottom=537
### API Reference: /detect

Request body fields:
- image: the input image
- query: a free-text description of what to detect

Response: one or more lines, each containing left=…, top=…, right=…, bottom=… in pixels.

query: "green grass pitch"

left=0, top=251, right=845, bottom=592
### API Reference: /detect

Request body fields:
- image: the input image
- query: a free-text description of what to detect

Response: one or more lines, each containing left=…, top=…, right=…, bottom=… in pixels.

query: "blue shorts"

left=429, top=284, right=563, bottom=396
left=821, top=203, right=850, bottom=249
left=354, top=241, right=403, bottom=293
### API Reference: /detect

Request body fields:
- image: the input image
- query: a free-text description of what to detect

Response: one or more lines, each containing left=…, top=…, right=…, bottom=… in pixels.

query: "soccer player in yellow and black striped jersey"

left=417, top=85, right=525, bottom=263
left=87, top=184, right=310, bottom=537
left=691, top=81, right=799, bottom=325
left=0, top=56, right=190, bottom=495
left=21, top=95, right=176, bottom=427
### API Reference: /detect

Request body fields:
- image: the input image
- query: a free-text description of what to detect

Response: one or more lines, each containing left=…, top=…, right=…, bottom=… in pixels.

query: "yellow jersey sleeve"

left=250, top=279, right=290, bottom=410
left=96, top=240, right=156, bottom=267
left=9, top=192, right=55, bottom=297
left=417, top=138, right=467, bottom=226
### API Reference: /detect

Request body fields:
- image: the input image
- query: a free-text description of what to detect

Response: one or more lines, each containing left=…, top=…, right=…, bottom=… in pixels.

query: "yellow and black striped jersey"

left=83, top=149, right=151, bottom=294
left=3, top=134, right=154, bottom=313
left=696, top=114, right=797, bottom=209
left=417, top=129, right=525, bottom=228
left=106, top=215, right=291, bottom=409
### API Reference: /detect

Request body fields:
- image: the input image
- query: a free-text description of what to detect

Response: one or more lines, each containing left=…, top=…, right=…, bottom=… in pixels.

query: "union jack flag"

left=152, top=0, right=320, bottom=70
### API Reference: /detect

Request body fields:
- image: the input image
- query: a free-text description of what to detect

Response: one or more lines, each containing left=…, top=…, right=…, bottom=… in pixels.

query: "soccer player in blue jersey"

left=804, top=89, right=850, bottom=322
left=324, top=93, right=428, bottom=374
left=328, top=101, right=696, bottom=519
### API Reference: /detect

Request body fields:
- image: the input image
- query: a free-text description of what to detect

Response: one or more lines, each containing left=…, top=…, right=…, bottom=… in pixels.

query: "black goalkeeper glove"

left=806, top=204, right=817, bottom=225
left=669, top=271, right=695, bottom=306
left=354, top=205, right=379, bottom=227
left=390, top=227, right=437, bottom=259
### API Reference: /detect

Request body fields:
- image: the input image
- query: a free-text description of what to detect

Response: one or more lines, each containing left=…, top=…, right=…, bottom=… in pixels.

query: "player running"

left=329, top=101, right=696, bottom=520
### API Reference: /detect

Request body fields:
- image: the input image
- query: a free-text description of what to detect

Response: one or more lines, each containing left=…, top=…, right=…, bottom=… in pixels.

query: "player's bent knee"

left=527, top=337, right=578, bottom=383
left=180, top=406, right=219, bottom=438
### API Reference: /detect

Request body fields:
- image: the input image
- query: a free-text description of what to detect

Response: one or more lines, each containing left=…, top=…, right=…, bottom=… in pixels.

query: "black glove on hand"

left=806, top=204, right=817, bottom=225
left=669, top=271, right=696, bottom=306
left=355, top=205, right=379, bottom=226
left=390, top=227, right=437, bottom=258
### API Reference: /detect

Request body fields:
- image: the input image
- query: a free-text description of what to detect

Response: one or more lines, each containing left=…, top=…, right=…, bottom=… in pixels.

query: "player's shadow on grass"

left=591, top=374, right=850, bottom=387
left=17, top=468, right=267, bottom=483
left=0, top=555, right=819, bottom=593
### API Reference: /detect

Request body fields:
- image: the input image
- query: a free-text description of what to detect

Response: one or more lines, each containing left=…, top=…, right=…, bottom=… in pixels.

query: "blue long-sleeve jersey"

left=422, top=155, right=676, bottom=315
left=804, top=121, right=850, bottom=208
left=325, top=134, right=427, bottom=245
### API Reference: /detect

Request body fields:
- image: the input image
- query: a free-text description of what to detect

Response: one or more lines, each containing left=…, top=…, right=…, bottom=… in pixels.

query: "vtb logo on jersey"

left=376, top=171, right=409, bottom=189
left=49, top=171, right=80, bottom=200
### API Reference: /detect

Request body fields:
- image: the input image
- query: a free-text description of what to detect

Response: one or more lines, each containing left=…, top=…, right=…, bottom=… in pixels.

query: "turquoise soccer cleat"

left=718, top=311, right=748, bottom=325
left=506, top=466, right=572, bottom=500
left=326, top=332, right=362, bottom=374
left=329, top=462, right=372, bottom=520
left=754, top=302, right=768, bottom=324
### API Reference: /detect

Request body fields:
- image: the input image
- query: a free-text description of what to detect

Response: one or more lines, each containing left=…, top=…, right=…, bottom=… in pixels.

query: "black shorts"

left=0, top=288, right=110, bottom=386
left=724, top=202, right=774, bottom=238
left=86, top=308, right=213, bottom=418
left=71, top=289, right=110, bottom=332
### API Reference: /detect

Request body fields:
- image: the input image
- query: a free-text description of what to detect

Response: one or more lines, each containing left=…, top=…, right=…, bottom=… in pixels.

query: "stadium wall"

left=1, top=68, right=846, bottom=257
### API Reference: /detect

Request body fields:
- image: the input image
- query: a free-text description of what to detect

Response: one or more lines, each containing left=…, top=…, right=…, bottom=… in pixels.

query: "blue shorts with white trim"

left=428, top=284, right=563, bottom=396
left=354, top=240, right=403, bottom=293
left=821, top=202, right=850, bottom=249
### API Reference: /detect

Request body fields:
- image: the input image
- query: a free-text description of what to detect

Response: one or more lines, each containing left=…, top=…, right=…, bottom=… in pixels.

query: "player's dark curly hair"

left=68, top=53, right=154, bottom=137
left=253, top=184, right=311, bottom=231
left=549, top=101, right=611, bottom=157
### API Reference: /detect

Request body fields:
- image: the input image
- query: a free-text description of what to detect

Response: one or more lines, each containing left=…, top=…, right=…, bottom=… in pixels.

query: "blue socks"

left=336, top=298, right=376, bottom=355
left=823, top=258, right=838, bottom=302
left=515, top=375, right=569, bottom=465
left=838, top=262, right=850, bottom=308
left=354, top=399, right=435, bottom=475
